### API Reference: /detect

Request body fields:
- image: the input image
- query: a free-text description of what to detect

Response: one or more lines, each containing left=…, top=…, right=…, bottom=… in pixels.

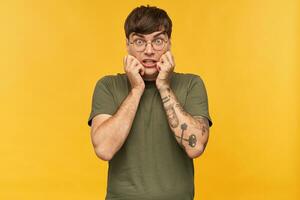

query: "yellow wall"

left=1, top=0, right=299, bottom=199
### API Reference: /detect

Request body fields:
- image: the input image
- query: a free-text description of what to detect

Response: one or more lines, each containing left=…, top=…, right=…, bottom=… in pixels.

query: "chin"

left=143, top=67, right=158, bottom=81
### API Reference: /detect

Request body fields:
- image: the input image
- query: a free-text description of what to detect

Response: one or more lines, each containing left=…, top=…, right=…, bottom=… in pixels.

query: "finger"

left=130, top=59, right=145, bottom=76
left=135, top=63, right=145, bottom=76
left=123, top=56, right=128, bottom=67
left=132, top=59, right=144, bottom=74
left=156, top=61, right=164, bottom=71
left=139, top=64, right=145, bottom=76
left=158, top=55, right=169, bottom=71
left=156, top=63, right=161, bottom=71
left=126, top=57, right=138, bottom=72
left=127, top=55, right=135, bottom=67
left=161, top=54, right=170, bottom=66
left=124, top=56, right=133, bottom=71
left=160, top=54, right=167, bottom=63
left=130, top=58, right=140, bottom=68
left=165, top=51, right=175, bottom=67
left=124, top=56, right=131, bottom=72
left=163, top=51, right=174, bottom=68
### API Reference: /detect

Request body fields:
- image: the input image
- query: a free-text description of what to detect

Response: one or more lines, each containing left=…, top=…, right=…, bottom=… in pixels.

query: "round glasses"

left=129, top=38, right=168, bottom=52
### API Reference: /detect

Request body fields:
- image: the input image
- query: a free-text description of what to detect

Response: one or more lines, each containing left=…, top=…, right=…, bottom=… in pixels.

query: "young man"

left=88, top=5, right=213, bottom=200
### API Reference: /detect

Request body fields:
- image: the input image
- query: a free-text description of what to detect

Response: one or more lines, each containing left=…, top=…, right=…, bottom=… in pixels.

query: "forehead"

left=130, top=30, right=166, bottom=39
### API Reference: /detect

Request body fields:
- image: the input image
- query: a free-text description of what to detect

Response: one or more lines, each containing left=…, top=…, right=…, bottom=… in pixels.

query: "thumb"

left=137, top=64, right=145, bottom=76
left=156, top=62, right=162, bottom=71
left=140, top=65, right=145, bottom=76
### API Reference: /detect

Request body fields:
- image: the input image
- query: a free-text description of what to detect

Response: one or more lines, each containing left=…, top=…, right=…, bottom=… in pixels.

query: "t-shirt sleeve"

left=184, top=75, right=213, bottom=127
left=87, top=76, right=117, bottom=127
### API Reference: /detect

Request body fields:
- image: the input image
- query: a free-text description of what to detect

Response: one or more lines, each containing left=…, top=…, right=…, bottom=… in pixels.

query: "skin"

left=157, top=55, right=210, bottom=157
left=158, top=86, right=210, bottom=158
left=125, top=30, right=171, bottom=82
left=90, top=30, right=210, bottom=161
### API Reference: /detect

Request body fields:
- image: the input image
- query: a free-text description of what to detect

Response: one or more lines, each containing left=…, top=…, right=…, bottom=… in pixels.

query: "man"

left=88, top=5, right=212, bottom=200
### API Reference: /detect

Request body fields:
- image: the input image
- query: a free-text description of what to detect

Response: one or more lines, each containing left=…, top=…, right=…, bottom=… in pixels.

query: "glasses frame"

left=128, top=32, right=169, bottom=52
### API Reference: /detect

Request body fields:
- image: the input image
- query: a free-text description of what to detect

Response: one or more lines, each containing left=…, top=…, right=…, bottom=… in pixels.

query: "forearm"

left=92, top=88, right=143, bottom=160
left=158, top=86, right=210, bottom=159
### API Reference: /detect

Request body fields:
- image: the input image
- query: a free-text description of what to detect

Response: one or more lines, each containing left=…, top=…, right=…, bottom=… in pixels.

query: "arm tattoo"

left=162, top=95, right=171, bottom=104
left=180, top=123, right=187, bottom=145
left=174, top=103, right=189, bottom=116
left=161, top=87, right=179, bottom=128
left=193, top=116, right=209, bottom=136
left=165, top=104, right=179, bottom=128
left=175, top=123, right=197, bottom=147
left=175, top=134, right=197, bottom=148
left=160, top=88, right=200, bottom=148
left=175, top=123, right=197, bottom=148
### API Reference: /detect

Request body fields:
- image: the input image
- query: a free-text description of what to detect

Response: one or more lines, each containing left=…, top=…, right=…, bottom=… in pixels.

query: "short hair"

left=124, top=5, right=172, bottom=39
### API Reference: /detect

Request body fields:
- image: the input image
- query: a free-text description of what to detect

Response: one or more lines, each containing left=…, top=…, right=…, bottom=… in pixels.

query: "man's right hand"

left=123, top=55, right=145, bottom=94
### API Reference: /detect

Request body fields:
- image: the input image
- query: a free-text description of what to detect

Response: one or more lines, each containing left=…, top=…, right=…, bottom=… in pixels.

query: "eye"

left=134, top=39, right=145, bottom=46
left=153, top=38, right=163, bottom=45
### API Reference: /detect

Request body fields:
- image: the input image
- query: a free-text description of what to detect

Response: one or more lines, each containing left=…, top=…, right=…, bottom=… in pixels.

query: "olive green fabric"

left=88, top=72, right=212, bottom=200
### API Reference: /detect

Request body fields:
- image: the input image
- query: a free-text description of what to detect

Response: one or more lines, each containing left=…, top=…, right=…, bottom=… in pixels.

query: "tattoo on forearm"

left=175, top=134, right=197, bottom=148
left=193, top=116, right=209, bottom=136
left=174, top=103, right=189, bottom=116
left=178, top=123, right=197, bottom=147
left=180, top=123, right=187, bottom=145
left=162, top=95, right=171, bottom=104
left=165, top=104, right=179, bottom=128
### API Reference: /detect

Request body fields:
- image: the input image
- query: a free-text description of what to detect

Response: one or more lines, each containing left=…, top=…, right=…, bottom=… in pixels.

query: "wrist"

left=131, top=87, right=144, bottom=97
left=156, top=83, right=170, bottom=93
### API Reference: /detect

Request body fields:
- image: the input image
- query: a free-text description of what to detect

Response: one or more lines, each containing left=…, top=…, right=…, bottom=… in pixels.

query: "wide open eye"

left=153, top=38, right=163, bottom=46
left=134, top=39, right=145, bottom=46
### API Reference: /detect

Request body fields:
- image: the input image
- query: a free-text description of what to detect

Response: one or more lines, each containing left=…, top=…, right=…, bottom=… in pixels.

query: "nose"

left=144, top=41, right=154, bottom=55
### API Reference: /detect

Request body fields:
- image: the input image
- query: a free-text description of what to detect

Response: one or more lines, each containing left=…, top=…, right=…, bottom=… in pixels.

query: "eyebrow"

left=131, top=31, right=166, bottom=39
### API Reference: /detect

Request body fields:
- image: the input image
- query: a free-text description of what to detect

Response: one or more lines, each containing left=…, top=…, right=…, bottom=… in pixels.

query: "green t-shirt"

left=88, top=72, right=212, bottom=200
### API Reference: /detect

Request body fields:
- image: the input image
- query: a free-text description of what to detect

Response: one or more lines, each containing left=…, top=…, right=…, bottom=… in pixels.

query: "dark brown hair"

left=124, top=5, right=172, bottom=39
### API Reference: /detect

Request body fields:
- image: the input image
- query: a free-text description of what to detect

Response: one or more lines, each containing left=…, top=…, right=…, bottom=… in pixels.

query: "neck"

left=142, top=74, right=157, bottom=81
left=143, top=77, right=156, bottom=81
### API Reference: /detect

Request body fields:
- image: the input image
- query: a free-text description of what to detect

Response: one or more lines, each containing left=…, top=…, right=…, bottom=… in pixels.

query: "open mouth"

left=142, top=59, right=157, bottom=68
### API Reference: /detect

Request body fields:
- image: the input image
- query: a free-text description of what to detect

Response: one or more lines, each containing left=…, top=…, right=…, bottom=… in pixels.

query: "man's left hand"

left=156, top=51, right=175, bottom=90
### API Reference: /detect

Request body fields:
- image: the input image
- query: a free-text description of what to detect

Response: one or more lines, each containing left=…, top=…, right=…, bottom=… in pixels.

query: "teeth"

left=144, top=60, right=156, bottom=63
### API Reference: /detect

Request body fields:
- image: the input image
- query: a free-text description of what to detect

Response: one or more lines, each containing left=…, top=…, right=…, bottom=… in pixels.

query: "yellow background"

left=1, top=0, right=299, bottom=199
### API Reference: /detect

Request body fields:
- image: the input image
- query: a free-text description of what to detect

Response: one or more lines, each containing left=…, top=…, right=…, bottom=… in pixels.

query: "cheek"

left=128, top=49, right=138, bottom=57
left=166, top=44, right=171, bottom=51
left=157, top=52, right=166, bottom=60
left=129, top=51, right=143, bottom=62
left=164, top=42, right=171, bottom=52
left=127, top=48, right=134, bottom=55
left=158, top=45, right=171, bottom=58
